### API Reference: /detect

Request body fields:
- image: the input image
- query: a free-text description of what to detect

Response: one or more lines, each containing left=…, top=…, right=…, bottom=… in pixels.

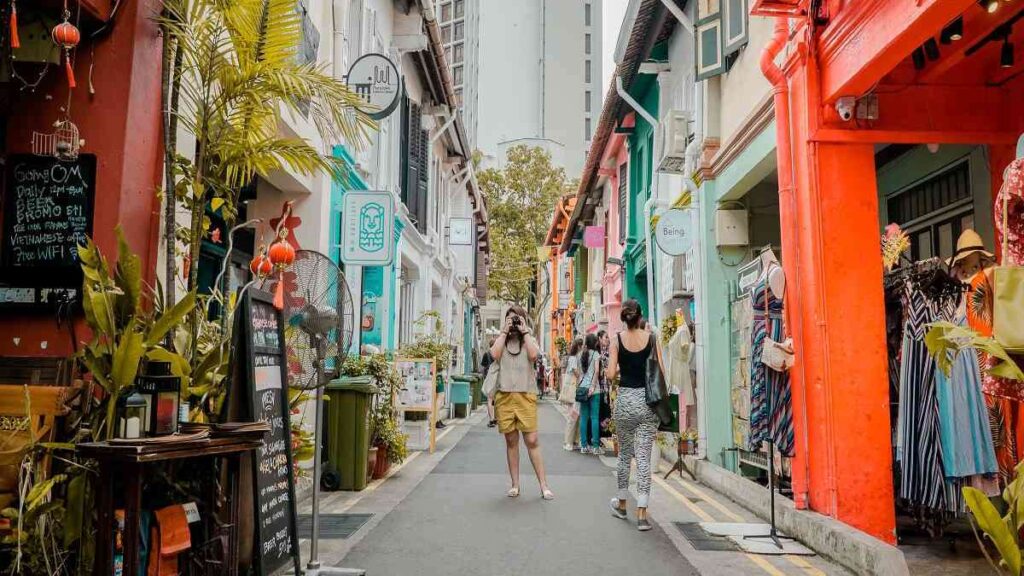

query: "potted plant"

left=344, top=354, right=407, bottom=478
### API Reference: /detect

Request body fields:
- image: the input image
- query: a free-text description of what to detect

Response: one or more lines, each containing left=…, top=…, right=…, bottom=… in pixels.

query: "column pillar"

left=784, top=63, right=897, bottom=543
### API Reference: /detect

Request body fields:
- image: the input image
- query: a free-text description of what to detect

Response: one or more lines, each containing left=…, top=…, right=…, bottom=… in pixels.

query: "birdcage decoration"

left=32, top=116, right=83, bottom=160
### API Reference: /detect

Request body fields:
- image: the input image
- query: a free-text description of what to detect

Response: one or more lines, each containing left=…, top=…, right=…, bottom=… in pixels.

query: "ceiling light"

left=941, top=17, right=964, bottom=44
left=1002, top=38, right=1015, bottom=68
left=912, top=47, right=927, bottom=70
left=924, top=38, right=941, bottom=60
left=980, top=0, right=999, bottom=13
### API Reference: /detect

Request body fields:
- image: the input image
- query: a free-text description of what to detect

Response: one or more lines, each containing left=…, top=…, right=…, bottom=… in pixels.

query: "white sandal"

left=507, top=486, right=520, bottom=498
left=541, top=488, right=555, bottom=500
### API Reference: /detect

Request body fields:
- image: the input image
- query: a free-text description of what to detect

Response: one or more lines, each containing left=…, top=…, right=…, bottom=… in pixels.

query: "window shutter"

left=400, top=96, right=411, bottom=206
left=405, top=101, right=423, bottom=224
left=722, top=0, right=748, bottom=56
left=416, top=127, right=429, bottom=234
left=618, top=163, right=627, bottom=244
left=695, top=2, right=727, bottom=81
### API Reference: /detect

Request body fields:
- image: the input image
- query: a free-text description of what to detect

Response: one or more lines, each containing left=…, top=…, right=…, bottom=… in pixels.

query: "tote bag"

left=558, top=357, right=578, bottom=405
left=644, top=334, right=676, bottom=431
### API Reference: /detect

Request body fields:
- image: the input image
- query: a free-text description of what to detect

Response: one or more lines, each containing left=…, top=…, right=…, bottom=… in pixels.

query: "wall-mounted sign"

left=346, top=53, right=402, bottom=120
left=449, top=217, right=473, bottom=245
left=342, top=191, right=395, bottom=266
left=583, top=226, right=605, bottom=248
left=654, top=209, right=693, bottom=256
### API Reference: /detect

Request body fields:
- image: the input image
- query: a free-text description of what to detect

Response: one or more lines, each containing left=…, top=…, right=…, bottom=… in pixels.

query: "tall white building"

left=440, top=0, right=602, bottom=176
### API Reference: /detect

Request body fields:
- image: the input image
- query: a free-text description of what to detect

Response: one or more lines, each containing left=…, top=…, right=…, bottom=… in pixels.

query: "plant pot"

left=367, top=446, right=379, bottom=484
left=372, top=444, right=391, bottom=479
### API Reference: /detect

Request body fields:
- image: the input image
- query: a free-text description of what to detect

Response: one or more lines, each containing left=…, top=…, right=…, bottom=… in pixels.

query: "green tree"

left=478, top=145, right=575, bottom=311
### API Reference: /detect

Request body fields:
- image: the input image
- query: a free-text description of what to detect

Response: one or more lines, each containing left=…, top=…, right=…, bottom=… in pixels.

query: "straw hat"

left=948, top=229, right=995, bottom=267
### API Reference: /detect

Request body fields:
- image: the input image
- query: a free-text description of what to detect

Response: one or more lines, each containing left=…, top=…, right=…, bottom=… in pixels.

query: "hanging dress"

left=748, top=266, right=794, bottom=456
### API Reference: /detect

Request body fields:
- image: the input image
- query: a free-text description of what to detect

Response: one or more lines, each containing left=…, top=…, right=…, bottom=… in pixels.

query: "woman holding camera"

left=489, top=305, right=554, bottom=500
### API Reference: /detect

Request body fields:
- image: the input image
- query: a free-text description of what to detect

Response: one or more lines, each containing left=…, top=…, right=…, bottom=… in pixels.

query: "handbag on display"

left=575, top=352, right=596, bottom=403
left=759, top=265, right=795, bottom=372
left=994, top=174, right=1024, bottom=353
left=644, top=334, right=676, bottom=431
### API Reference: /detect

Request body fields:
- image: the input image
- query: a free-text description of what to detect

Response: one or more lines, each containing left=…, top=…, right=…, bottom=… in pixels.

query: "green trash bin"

left=468, top=373, right=483, bottom=410
left=449, top=375, right=473, bottom=418
left=324, top=376, right=379, bottom=491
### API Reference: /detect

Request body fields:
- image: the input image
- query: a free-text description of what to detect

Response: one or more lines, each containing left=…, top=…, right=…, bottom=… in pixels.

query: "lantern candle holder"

left=118, top=392, right=147, bottom=440
left=135, top=361, right=181, bottom=436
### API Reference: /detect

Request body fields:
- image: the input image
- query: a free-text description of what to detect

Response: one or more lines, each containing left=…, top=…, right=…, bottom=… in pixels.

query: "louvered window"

left=401, top=97, right=430, bottom=233
left=618, top=163, right=628, bottom=244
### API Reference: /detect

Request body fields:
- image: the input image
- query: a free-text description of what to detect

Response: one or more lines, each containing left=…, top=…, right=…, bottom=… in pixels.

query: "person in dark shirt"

left=482, top=338, right=497, bottom=427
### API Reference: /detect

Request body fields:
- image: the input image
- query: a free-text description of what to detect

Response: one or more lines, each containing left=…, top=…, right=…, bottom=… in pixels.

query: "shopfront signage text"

left=346, top=53, right=402, bottom=120
left=342, top=191, right=395, bottom=266
left=654, top=209, right=693, bottom=256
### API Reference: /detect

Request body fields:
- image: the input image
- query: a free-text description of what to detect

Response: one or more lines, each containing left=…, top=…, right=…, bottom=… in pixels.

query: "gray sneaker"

left=609, top=498, right=627, bottom=520
left=592, top=446, right=606, bottom=456
left=637, top=517, right=652, bottom=531
left=580, top=446, right=592, bottom=455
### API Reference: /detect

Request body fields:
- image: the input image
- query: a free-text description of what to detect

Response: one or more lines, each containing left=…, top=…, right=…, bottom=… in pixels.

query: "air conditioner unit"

left=656, top=110, right=692, bottom=175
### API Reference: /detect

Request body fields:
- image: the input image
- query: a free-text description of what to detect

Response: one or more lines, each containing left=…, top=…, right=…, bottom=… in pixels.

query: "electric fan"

left=271, top=250, right=362, bottom=576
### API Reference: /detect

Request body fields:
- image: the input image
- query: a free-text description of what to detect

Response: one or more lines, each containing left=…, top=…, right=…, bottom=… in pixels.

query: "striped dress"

left=748, top=270, right=794, bottom=456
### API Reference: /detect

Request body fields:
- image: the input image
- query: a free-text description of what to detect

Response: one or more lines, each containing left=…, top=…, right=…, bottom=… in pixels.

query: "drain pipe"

left=332, top=0, right=347, bottom=79
left=761, top=17, right=811, bottom=510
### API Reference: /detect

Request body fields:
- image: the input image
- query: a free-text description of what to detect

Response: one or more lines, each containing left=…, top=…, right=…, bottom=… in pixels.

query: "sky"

left=603, top=0, right=630, bottom=90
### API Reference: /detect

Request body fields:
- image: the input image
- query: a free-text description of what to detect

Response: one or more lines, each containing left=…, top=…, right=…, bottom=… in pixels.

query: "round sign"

left=654, top=209, right=693, bottom=256
left=346, top=53, right=402, bottom=120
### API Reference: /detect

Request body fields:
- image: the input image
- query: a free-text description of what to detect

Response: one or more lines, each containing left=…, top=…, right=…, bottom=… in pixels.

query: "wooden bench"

left=0, top=385, right=71, bottom=509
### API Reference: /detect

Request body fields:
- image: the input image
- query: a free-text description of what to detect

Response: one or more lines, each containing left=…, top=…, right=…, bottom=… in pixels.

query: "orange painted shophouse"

left=751, top=0, right=1024, bottom=543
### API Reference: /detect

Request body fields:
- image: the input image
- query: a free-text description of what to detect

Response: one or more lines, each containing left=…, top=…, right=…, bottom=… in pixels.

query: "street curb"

left=682, top=456, right=909, bottom=576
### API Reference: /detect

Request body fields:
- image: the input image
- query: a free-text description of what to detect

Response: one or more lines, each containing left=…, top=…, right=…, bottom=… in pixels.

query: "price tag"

left=182, top=502, right=201, bottom=524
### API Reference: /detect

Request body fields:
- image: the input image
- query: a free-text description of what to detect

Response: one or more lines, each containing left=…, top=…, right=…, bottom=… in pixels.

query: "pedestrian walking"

left=488, top=305, right=554, bottom=500
left=535, top=355, right=548, bottom=398
left=578, top=334, right=605, bottom=455
left=481, top=338, right=497, bottom=428
left=606, top=299, right=662, bottom=531
left=559, top=338, right=584, bottom=450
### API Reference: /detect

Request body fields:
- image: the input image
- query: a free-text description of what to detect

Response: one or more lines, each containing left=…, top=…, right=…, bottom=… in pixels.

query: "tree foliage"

left=477, top=145, right=575, bottom=307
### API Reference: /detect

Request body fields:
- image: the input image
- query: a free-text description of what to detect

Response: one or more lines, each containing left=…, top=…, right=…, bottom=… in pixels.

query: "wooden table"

left=78, top=436, right=261, bottom=576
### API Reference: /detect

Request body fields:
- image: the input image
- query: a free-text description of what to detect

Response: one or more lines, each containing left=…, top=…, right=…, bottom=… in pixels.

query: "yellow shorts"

left=494, top=391, right=538, bottom=434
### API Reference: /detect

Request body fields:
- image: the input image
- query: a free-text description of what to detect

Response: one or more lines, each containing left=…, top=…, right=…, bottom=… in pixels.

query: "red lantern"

left=51, top=10, right=80, bottom=89
left=10, top=1, right=20, bottom=49
left=268, top=238, right=296, bottom=268
left=250, top=253, right=272, bottom=278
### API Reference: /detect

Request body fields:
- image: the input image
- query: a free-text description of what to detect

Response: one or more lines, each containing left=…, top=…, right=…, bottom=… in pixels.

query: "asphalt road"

left=340, top=400, right=700, bottom=575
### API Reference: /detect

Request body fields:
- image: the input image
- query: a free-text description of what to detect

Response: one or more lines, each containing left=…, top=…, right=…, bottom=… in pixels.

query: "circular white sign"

left=346, top=53, right=402, bottom=120
left=654, top=209, right=693, bottom=256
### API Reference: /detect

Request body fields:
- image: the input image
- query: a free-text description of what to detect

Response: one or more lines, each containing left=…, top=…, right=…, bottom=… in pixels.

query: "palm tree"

left=159, top=0, right=375, bottom=343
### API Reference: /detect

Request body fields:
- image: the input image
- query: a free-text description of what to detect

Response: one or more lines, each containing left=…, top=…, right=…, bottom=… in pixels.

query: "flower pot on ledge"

left=372, top=443, right=391, bottom=479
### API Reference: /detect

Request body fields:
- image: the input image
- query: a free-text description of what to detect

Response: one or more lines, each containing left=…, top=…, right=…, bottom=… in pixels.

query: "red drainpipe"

left=760, top=17, right=811, bottom=510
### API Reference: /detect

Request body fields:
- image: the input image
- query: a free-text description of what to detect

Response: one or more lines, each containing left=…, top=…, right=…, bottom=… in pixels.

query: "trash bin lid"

left=326, top=375, right=379, bottom=394
left=450, top=374, right=474, bottom=382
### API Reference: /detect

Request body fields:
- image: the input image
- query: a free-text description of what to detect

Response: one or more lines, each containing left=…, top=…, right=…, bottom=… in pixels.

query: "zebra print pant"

left=614, top=387, right=660, bottom=508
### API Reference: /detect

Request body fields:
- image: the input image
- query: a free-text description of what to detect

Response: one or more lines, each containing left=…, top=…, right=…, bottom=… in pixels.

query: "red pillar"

left=783, top=60, right=898, bottom=544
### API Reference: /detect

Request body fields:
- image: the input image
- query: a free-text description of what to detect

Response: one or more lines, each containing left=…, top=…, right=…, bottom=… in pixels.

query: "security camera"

left=835, top=97, right=856, bottom=122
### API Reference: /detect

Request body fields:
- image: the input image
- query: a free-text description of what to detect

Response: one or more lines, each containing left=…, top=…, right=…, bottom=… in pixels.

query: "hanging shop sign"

left=449, top=217, right=473, bottom=245
left=341, top=191, right=395, bottom=266
left=583, top=225, right=605, bottom=248
left=239, top=290, right=301, bottom=576
left=346, top=53, right=402, bottom=120
left=0, top=154, right=96, bottom=307
left=654, top=209, right=693, bottom=256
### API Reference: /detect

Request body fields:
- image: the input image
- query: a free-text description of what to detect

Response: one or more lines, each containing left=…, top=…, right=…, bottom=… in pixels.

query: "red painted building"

left=754, top=0, right=1024, bottom=543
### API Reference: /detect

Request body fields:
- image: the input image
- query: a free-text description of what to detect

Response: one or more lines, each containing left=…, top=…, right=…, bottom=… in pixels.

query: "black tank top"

left=617, top=333, right=652, bottom=388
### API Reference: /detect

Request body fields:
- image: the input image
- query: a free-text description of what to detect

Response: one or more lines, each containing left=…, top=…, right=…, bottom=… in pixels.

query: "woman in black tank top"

left=605, top=299, right=662, bottom=531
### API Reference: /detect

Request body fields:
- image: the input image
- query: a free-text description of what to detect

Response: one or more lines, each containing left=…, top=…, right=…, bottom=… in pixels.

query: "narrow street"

left=325, top=403, right=852, bottom=576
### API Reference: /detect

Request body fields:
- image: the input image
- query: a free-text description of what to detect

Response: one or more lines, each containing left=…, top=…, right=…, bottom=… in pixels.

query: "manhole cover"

left=674, top=522, right=741, bottom=552
left=298, top=513, right=373, bottom=539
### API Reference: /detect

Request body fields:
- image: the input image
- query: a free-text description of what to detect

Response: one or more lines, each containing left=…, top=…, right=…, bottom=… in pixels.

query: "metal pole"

left=307, top=367, right=326, bottom=570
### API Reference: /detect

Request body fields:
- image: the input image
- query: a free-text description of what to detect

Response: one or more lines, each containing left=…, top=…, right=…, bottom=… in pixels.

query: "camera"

left=835, top=96, right=856, bottom=122
left=510, top=315, right=523, bottom=333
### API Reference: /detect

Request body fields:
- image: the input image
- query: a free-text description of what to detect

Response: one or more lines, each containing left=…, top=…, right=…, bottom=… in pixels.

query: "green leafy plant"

left=964, top=461, right=1024, bottom=575
left=77, top=231, right=197, bottom=440
left=343, top=355, right=407, bottom=464
left=925, top=321, right=1024, bottom=382
left=399, top=312, right=454, bottom=370
left=554, top=336, right=569, bottom=357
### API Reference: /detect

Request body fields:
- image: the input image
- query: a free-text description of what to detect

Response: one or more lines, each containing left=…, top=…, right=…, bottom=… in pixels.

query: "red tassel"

left=9, top=5, right=19, bottom=49
left=65, top=55, right=76, bottom=89
left=273, top=272, right=285, bottom=310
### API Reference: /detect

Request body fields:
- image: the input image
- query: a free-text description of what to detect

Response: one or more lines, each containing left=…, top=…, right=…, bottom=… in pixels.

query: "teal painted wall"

left=624, top=61, right=660, bottom=316
left=696, top=121, right=777, bottom=470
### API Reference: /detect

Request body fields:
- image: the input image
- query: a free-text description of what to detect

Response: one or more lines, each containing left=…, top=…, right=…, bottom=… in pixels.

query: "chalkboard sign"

left=241, top=290, right=301, bottom=576
left=1, top=154, right=95, bottom=279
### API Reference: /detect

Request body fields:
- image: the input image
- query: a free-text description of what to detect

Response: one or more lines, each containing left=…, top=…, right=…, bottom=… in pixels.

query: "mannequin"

left=757, top=246, right=786, bottom=301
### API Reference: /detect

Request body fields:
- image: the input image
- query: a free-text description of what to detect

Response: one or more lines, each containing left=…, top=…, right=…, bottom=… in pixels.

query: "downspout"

left=761, top=17, right=810, bottom=509
left=332, top=0, right=347, bottom=79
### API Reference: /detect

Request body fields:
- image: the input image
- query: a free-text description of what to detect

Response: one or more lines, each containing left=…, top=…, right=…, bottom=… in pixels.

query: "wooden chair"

left=0, top=385, right=70, bottom=510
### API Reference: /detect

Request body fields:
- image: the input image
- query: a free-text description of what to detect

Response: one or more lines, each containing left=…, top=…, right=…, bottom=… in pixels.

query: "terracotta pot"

left=367, top=446, right=379, bottom=484
left=372, top=444, right=391, bottom=479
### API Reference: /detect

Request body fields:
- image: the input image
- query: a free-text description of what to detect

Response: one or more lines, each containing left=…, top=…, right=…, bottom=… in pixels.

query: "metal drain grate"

left=674, top=522, right=741, bottom=552
left=298, top=513, right=373, bottom=539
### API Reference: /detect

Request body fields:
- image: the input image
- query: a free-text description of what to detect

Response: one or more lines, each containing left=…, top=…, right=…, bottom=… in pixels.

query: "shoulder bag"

left=644, top=334, right=676, bottom=431
left=558, top=357, right=578, bottom=405
left=482, top=364, right=500, bottom=399
left=759, top=265, right=795, bottom=372
left=575, top=352, right=596, bottom=403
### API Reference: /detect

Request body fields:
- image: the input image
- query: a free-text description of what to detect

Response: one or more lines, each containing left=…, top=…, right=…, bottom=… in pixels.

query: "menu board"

left=1, top=154, right=95, bottom=278
left=395, top=358, right=436, bottom=411
left=242, top=290, right=300, bottom=576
